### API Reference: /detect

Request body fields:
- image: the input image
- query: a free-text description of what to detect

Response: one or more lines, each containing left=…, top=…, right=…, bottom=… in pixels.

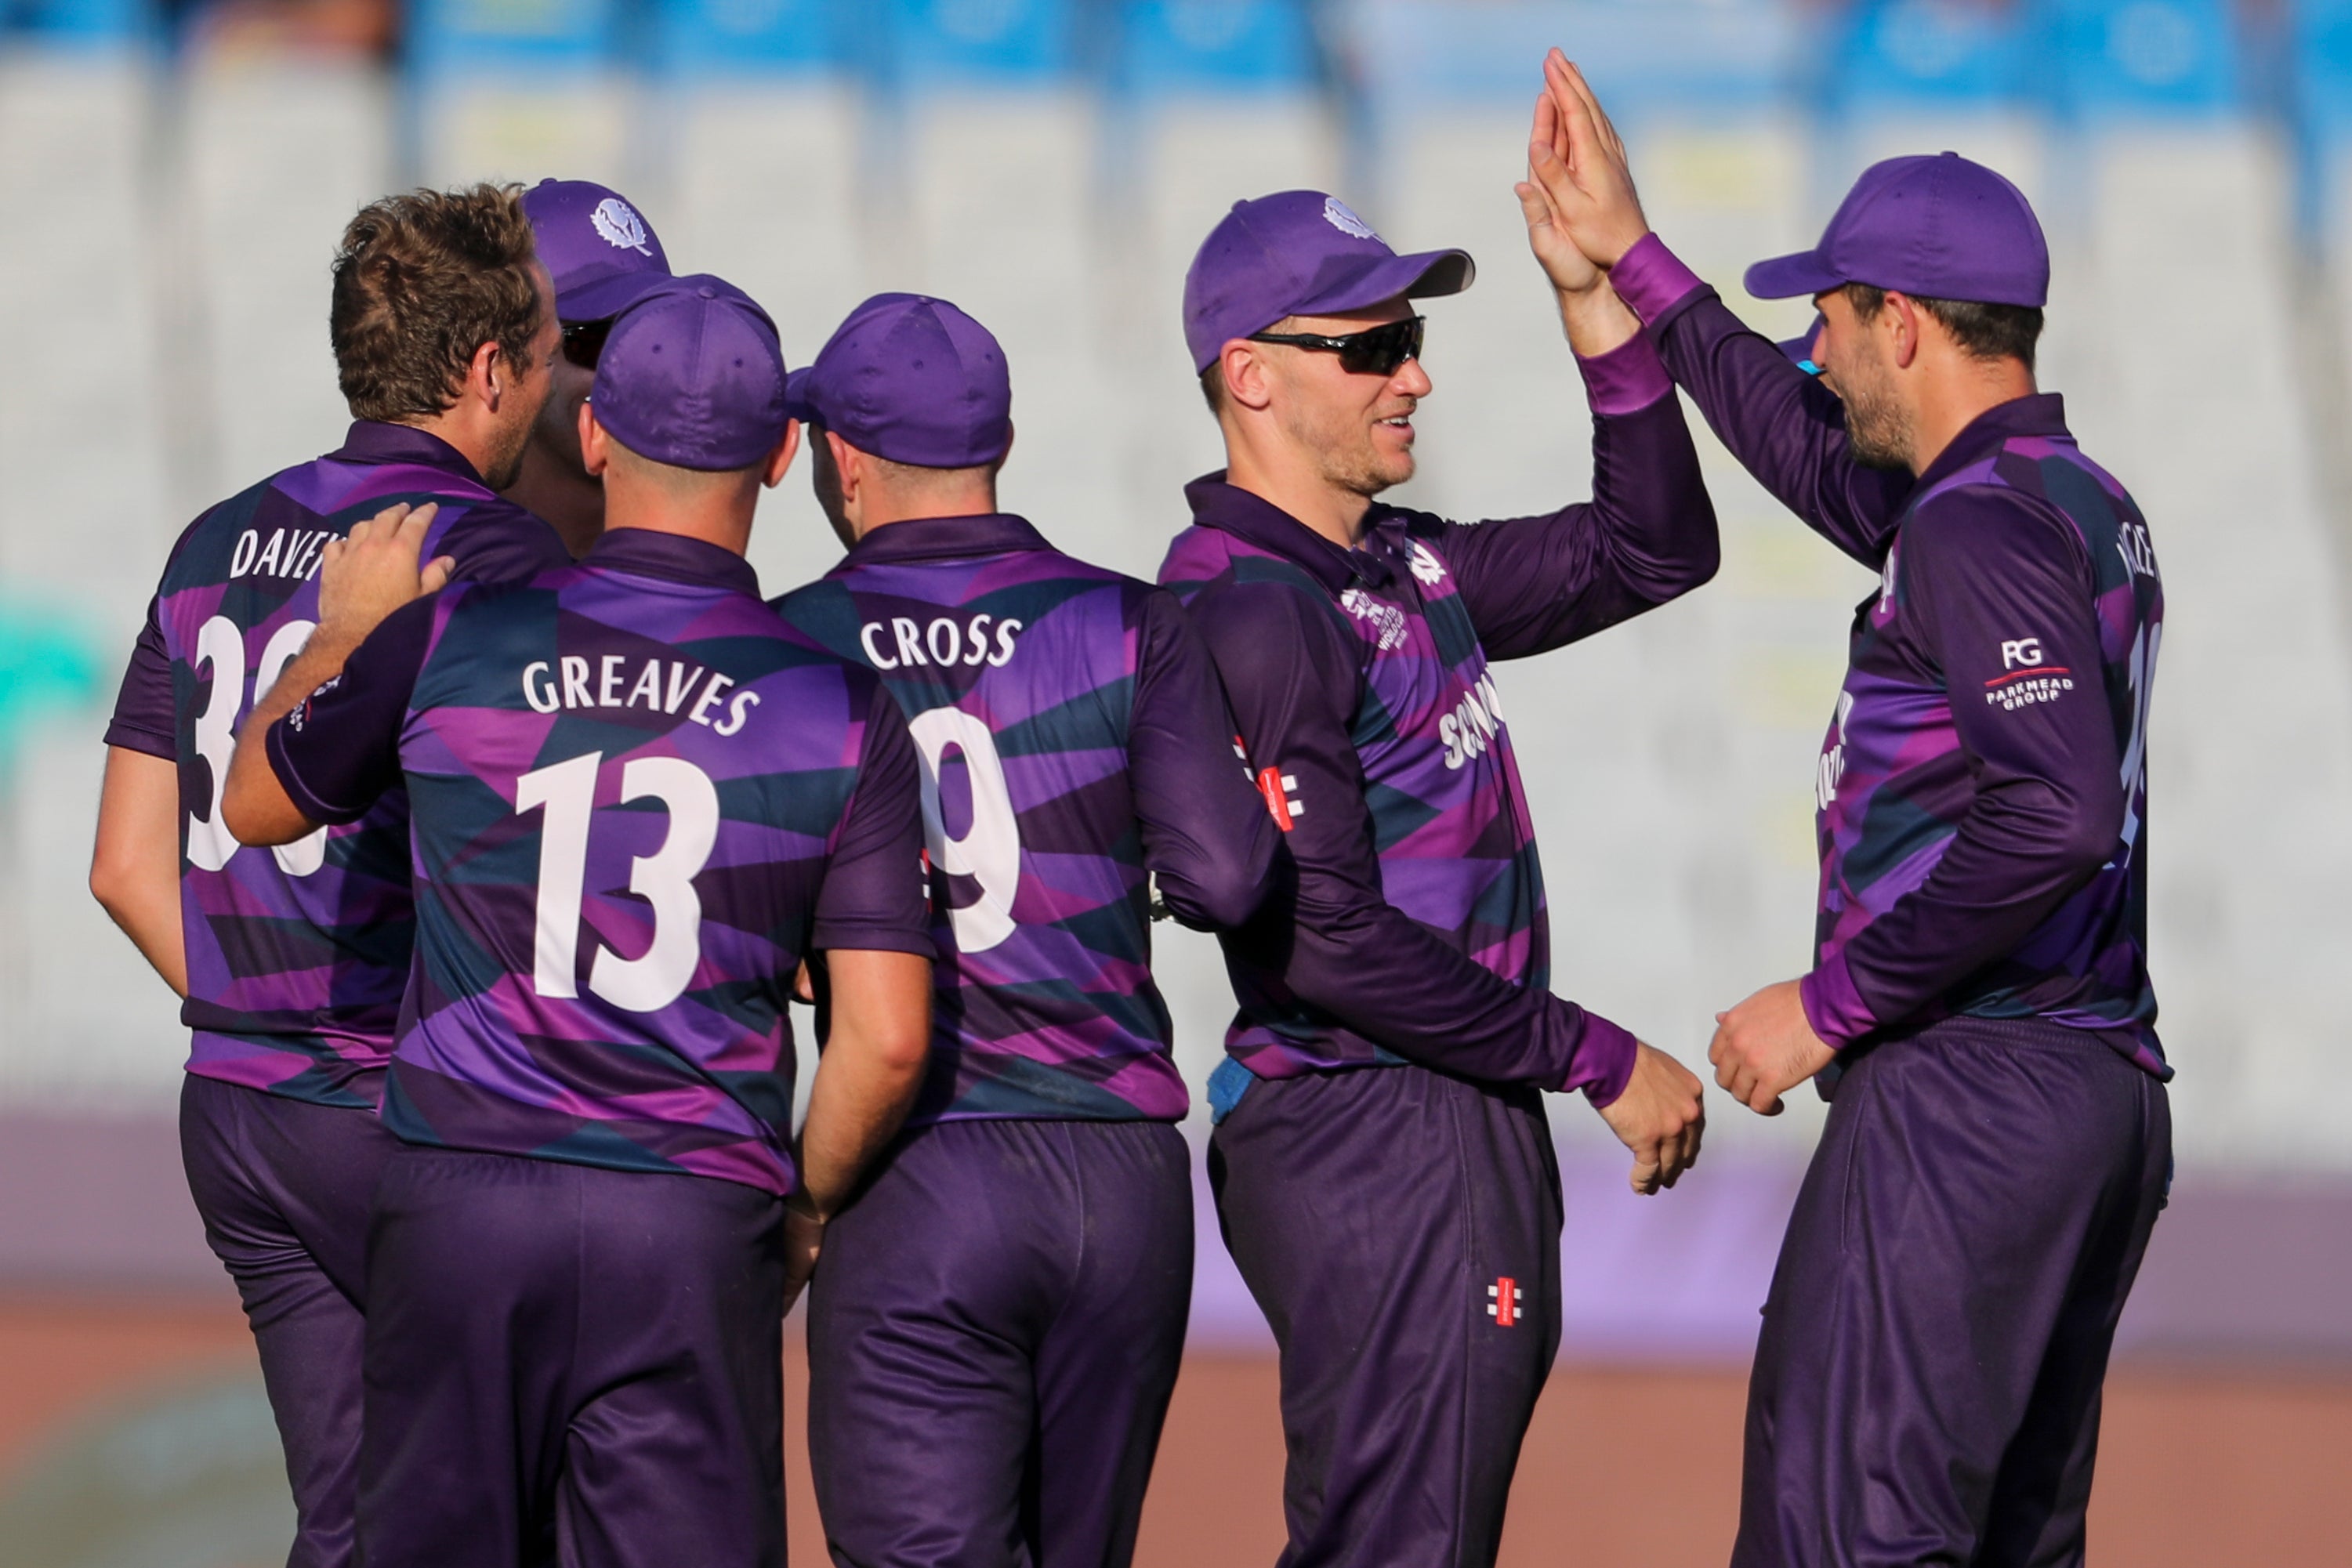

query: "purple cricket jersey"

left=263, top=528, right=931, bottom=1195
left=772, top=514, right=1277, bottom=1124
left=1156, top=334, right=1719, bottom=1108
left=1614, top=235, right=2166, bottom=1076
left=103, top=422, right=571, bottom=1107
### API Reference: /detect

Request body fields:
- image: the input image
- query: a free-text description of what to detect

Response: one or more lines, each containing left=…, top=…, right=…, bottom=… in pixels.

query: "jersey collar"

left=1912, top=393, right=2071, bottom=496
left=1183, top=473, right=1400, bottom=594
left=585, top=527, right=761, bottom=596
left=832, top=512, right=1053, bottom=570
left=330, top=420, right=491, bottom=484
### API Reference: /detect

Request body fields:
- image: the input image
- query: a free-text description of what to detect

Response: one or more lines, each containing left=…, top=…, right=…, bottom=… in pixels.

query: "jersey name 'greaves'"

left=521, top=655, right=759, bottom=735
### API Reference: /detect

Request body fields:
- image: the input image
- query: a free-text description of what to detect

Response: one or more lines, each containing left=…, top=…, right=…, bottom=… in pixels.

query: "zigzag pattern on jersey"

left=158, top=456, right=534, bottom=1107
left=777, top=545, right=1184, bottom=1124
left=1161, top=509, right=1548, bottom=1081
left=1817, top=435, right=2165, bottom=1075
left=382, top=568, right=878, bottom=1194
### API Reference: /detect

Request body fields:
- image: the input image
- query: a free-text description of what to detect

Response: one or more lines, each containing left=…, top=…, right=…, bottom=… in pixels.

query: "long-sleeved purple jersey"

left=103, top=422, right=571, bottom=1107
left=772, top=513, right=1278, bottom=1124
left=1157, top=335, right=1720, bottom=1109
left=1615, top=236, right=2166, bottom=1077
left=264, top=529, right=933, bottom=1194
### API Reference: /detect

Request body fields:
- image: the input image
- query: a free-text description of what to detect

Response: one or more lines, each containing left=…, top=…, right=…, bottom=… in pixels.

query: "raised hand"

left=1517, top=85, right=1605, bottom=297
left=1596, top=1041, right=1707, bottom=1195
left=1520, top=49, right=1653, bottom=271
left=317, top=502, right=452, bottom=652
left=1709, top=980, right=1838, bottom=1116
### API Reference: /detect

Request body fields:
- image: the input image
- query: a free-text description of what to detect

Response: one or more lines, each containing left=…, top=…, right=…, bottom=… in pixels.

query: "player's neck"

left=602, top=479, right=759, bottom=560
left=500, top=440, right=604, bottom=559
left=1222, top=441, right=1375, bottom=551
left=1906, top=357, right=2038, bottom=477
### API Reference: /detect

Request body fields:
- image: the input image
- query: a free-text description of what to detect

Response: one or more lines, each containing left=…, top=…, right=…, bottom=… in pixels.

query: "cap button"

left=698, top=285, right=716, bottom=299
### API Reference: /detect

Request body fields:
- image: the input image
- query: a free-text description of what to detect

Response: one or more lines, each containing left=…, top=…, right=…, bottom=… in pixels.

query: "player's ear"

left=1221, top=341, right=1274, bottom=412
left=763, top=420, right=801, bottom=489
left=825, top=429, right=860, bottom=505
left=470, top=338, right=504, bottom=410
left=580, top=402, right=611, bottom=478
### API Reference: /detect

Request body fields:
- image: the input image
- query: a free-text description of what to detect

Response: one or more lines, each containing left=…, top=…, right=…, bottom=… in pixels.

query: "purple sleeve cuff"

left=1611, top=233, right=1710, bottom=325
left=102, top=720, right=175, bottom=761
left=1574, top=329, right=1673, bottom=416
left=1798, top=954, right=1874, bottom=1049
left=266, top=716, right=361, bottom=827
left=1568, top=1012, right=1640, bottom=1106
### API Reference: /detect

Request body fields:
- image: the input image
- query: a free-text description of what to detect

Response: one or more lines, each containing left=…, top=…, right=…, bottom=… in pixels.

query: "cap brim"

left=1743, top=251, right=1847, bottom=302
left=556, top=268, right=676, bottom=325
left=784, top=366, right=818, bottom=425
left=1292, top=247, right=1477, bottom=319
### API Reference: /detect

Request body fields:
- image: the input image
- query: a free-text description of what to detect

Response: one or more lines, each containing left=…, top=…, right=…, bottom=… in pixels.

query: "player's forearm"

left=219, top=628, right=367, bottom=846
left=795, top=949, right=932, bottom=1219
left=1614, top=237, right=1909, bottom=568
left=1274, top=893, right=1636, bottom=1099
left=1807, top=783, right=2120, bottom=1045
left=90, top=746, right=189, bottom=997
left=1553, top=278, right=1643, bottom=360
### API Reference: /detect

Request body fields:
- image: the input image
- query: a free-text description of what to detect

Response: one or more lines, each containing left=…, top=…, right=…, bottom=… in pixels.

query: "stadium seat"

left=405, top=0, right=631, bottom=191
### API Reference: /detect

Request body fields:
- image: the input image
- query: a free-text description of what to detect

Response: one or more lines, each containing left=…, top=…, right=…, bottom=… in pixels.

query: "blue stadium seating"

left=652, top=0, right=841, bottom=78
left=405, top=0, right=625, bottom=76
left=1831, top=0, right=2031, bottom=110
left=2045, top=0, right=2240, bottom=117
left=884, top=0, right=1082, bottom=84
left=1115, top=0, right=1319, bottom=96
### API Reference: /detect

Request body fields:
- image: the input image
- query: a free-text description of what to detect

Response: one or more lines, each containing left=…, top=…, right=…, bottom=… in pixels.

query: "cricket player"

left=88, top=184, right=571, bottom=1568
left=220, top=277, right=934, bottom=1567
left=1158, top=172, right=1716, bottom=1564
left=770, top=293, right=1281, bottom=1568
left=504, top=178, right=675, bottom=556
left=1523, top=53, right=2171, bottom=1566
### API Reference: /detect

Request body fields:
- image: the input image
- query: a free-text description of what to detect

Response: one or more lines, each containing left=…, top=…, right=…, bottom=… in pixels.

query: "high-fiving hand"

left=1517, top=49, right=1654, bottom=276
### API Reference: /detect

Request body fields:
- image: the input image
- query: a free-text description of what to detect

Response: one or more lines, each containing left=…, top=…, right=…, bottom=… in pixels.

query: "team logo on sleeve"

left=591, top=197, right=652, bottom=255
left=1488, top=1276, right=1523, bottom=1327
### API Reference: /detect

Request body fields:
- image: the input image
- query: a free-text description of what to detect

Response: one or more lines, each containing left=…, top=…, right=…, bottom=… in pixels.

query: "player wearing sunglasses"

left=1157, top=176, right=1718, bottom=1566
left=503, top=179, right=675, bottom=557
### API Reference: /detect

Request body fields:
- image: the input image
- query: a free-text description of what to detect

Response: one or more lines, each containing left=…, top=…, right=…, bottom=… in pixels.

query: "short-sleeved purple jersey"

left=1615, top=235, right=2167, bottom=1076
left=103, top=422, right=571, bottom=1107
left=267, top=529, right=932, bottom=1195
left=1158, top=336, right=1720, bottom=1106
left=772, top=514, right=1277, bottom=1124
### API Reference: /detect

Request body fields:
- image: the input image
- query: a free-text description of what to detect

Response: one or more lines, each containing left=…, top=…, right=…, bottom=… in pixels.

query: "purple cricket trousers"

left=806, top=1118, right=1192, bottom=1568
left=355, top=1145, right=787, bottom=1568
left=1209, top=1065, right=1563, bottom=1568
left=181, top=1072, right=398, bottom=1568
left=1734, top=1016, right=2172, bottom=1568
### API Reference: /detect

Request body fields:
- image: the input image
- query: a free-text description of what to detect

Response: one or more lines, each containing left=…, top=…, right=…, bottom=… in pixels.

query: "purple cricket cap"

left=589, top=275, right=788, bottom=472
left=520, top=178, right=673, bottom=324
left=1745, top=152, right=2047, bottom=309
left=1183, top=190, right=1474, bottom=374
left=785, top=293, right=1012, bottom=469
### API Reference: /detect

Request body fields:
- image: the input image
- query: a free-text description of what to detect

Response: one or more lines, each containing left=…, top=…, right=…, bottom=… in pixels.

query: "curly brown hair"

left=329, top=184, right=544, bottom=423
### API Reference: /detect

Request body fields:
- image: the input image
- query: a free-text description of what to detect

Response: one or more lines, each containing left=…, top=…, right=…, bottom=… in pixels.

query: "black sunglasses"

left=562, top=317, right=614, bottom=371
left=1247, top=314, right=1426, bottom=377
